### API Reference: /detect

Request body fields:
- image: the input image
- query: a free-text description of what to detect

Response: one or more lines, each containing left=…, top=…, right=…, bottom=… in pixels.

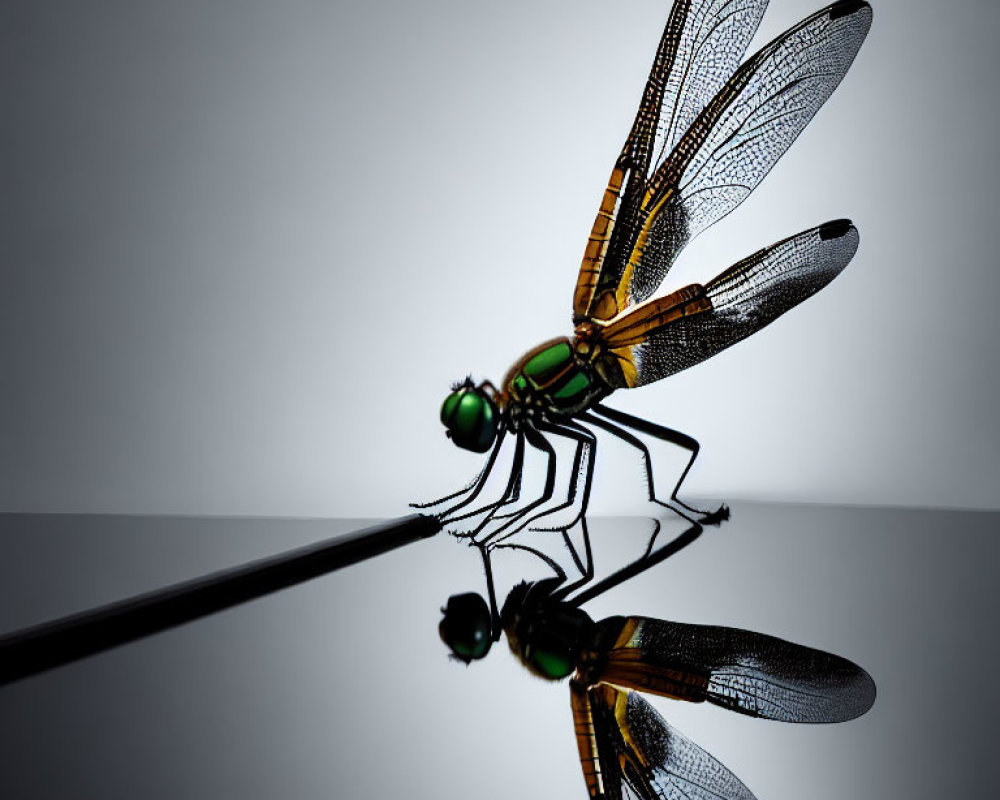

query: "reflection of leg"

left=493, top=542, right=567, bottom=583
left=562, top=526, right=587, bottom=576
left=449, top=430, right=526, bottom=533
left=413, top=425, right=508, bottom=517
left=588, top=405, right=729, bottom=525
left=567, top=522, right=703, bottom=607
left=476, top=544, right=501, bottom=638
left=524, top=419, right=596, bottom=532
left=481, top=424, right=557, bottom=545
left=551, top=518, right=596, bottom=599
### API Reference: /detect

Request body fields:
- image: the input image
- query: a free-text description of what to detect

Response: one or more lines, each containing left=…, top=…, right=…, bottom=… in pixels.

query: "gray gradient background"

left=3, top=0, right=999, bottom=516
left=2, top=0, right=999, bottom=799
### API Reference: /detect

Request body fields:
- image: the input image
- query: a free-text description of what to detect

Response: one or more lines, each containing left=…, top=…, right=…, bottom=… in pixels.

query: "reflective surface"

left=0, top=504, right=997, bottom=799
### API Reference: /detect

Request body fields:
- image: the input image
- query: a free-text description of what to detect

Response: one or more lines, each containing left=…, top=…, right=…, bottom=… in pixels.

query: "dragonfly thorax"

left=501, top=336, right=612, bottom=419
left=500, top=580, right=596, bottom=681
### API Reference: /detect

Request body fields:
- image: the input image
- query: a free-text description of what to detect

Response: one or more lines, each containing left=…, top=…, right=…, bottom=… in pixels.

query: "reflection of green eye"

left=439, top=593, right=492, bottom=662
left=529, top=646, right=574, bottom=680
left=440, top=386, right=498, bottom=453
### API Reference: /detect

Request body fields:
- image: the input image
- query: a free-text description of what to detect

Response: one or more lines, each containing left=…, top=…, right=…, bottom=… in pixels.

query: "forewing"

left=572, top=681, right=757, bottom=800
left=597, top=615, right=876, bottom=723
left=608, top=219, right=858, bottom=388
left=610, top=1, right=871, bottom=317
left=574, top=0, right=769, bottom=322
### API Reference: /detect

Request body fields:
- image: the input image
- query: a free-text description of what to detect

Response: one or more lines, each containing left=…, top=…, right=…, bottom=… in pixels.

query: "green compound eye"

left=440, top=385, right=498, bottom=453
left=439, top=593, right=493, bottom=662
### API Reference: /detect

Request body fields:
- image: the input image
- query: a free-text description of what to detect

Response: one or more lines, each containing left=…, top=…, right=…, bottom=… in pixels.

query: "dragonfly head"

left=440, top=379, right=499, bottom=453
left=439, top=592, right=493, bottom=663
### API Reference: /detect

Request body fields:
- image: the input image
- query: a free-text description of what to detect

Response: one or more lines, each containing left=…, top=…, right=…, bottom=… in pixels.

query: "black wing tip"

left=829, top=0, right=872, bottom=21
left=838, top=666, right=878, bottom=721
left=818, top=219, right=855, bottom=240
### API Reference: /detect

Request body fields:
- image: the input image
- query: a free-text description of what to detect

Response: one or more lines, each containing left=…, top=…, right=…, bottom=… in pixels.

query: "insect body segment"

left=503, top=338, right=609, bottom=418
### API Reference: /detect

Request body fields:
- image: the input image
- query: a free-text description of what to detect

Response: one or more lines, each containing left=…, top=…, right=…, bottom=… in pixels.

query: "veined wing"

left=574, top=0, right=769, bottom=323
left=571, top=681, right=757, bottom=800
left=584, top=1, right=871, bottom=323
left=598, top=219, right=858, bottom=389
left=593, top=615, right=876, bottom=723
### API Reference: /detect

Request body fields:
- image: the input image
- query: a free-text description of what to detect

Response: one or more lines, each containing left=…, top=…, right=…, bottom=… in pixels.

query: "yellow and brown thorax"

left=500, top=283, right=711, bottom=416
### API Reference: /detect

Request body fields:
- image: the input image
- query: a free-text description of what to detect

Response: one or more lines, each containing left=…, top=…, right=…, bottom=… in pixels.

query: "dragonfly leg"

left=588, top=404, right=729, bottom=526
left=412, top=425, right=508, bottom=516
left=475, top=543, right=502, bottom=640
left=519, top=418, right=596, bottom=533
left=447, top=430, right=526, bottom=533
left=478, top=454, right=525, bottom=520
left=492, top=541, right=568, bottom=583
left=551, top=517, right=596, bottom=599
left=479, top=424, right=558, bottom=545
left=485, top=415, right=599, bottom=543
left=566, top=521, right=702, bottom=607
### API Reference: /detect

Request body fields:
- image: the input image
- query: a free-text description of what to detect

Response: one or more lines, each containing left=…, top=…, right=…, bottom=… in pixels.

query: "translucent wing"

left=599, top=219, right=858, bottom=389
left=593, top=614, right=876, bottom=723
left=584, top=1, right=871, bottom=322
left=571, top=681, right=757, bottom=800
left=574, top=0, right=769, bottom=322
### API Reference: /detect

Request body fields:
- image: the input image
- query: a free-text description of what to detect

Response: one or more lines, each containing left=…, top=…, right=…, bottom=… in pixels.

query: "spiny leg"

left=583, top=412, right=702, bottom=528
left=588, top=404, right=729, bottom=525
left=450, top=427, right=540, bottom=528
left=486, top=417, right=596, bottom=542
left=479, top=423, right=558, bottom=545
left=447, top=429, right=526, bottom=532
left=521, top=418, right=597, bottom=533
left=463, top=430, right=530, bottom=538
left=447, top=430, right=525, bottom=527
left=412, top=424, right=508, bottom=516
left=484, top=451, right=526, bottom=519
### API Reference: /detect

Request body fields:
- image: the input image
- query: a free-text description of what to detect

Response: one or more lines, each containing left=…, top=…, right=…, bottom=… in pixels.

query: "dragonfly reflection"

left=440, top=532, right=875, bottom=800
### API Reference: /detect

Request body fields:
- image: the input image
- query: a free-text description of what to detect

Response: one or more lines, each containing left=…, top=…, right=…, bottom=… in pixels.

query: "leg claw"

left=699, top=504, right=730, bottom=527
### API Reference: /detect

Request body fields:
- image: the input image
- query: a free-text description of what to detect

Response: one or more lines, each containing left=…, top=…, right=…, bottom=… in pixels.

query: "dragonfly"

left=440, top=542, right=876, bottom=800
left=419, top=0, right=873, bottom=545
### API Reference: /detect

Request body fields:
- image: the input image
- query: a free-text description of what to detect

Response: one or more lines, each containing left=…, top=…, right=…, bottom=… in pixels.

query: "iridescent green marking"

left=553, top=370, right=591, bottom=402
left=523, top=341, right=573, bottom=384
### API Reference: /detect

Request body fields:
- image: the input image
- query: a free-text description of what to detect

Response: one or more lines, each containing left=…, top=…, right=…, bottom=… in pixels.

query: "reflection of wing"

left=599, top=220, right=859, bottom=389
left=571, top=681, right=757, bottom=800
left=574, top=0, right=768, bottom=323
left=595, top=615, right=876, bottom=723
left=578, top=1, right=872, bottom=323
